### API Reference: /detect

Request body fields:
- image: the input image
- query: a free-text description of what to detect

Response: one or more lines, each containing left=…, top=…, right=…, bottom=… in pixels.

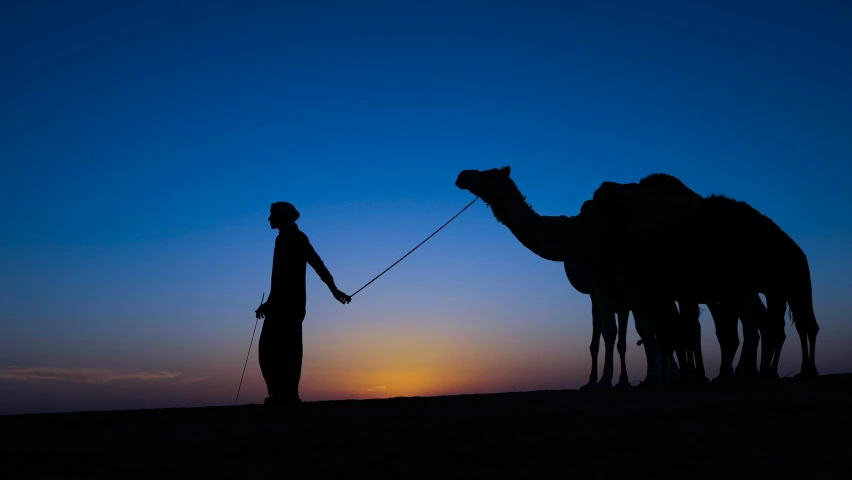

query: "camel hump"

left=703, top=194, right=800, bottom=253
left=586, top=176, right=705, bottom=245
left=598, top=173, right=705, bottom=245
left=591, top=181, right=633, bottom=205
left=640, top=172, right=687, bottom=187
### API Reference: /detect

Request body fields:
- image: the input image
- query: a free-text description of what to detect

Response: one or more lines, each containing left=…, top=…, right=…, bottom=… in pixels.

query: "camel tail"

left=784, top=239, right=820, bottom=370
left=785, top=240, right=816, bottom=329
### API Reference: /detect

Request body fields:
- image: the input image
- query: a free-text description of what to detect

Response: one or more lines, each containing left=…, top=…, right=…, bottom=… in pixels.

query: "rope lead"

left=351, top=196, right=479, bottom=297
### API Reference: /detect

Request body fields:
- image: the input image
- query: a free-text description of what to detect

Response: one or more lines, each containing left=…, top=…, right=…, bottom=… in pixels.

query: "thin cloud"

left=366, top=384, right=389, bottom=392
left=0, top=366, right=182, bottom=385
left=177, top=376, right=210, bottom=384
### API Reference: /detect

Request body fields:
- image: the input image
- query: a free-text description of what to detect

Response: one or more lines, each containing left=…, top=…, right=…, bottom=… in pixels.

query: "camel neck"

left=488, top=195, right=587, bottom=263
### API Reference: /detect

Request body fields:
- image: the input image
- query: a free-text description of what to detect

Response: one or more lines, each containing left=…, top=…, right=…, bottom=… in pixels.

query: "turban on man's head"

left=270, top=201, right=300, bottom=222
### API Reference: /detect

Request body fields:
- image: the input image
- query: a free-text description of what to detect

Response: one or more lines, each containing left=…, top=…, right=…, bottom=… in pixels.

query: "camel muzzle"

left=455, top=175, right=472, bottom=190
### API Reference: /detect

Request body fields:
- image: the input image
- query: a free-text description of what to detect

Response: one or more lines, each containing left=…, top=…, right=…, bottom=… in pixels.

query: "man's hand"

left=331, top=288, right=352, bottom=305
left=255, top=302, right=268, bottom=320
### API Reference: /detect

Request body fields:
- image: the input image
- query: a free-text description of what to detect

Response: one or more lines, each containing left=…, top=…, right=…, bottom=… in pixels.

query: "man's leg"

left=258, top=318, right=283, bottom=398
left=284, top=310, right=306, bottom=402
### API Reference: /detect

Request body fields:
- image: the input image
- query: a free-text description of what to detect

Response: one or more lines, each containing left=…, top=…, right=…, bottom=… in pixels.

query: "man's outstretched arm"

left=300, top=232, right=351, bottom=304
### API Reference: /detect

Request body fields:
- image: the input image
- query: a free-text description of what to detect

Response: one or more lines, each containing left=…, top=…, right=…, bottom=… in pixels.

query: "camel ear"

left=500, top=166, right=511, bottom=176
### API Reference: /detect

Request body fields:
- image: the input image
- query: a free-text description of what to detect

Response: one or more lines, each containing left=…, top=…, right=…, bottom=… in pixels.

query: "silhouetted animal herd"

left=455, top=167, right=818, bottom=388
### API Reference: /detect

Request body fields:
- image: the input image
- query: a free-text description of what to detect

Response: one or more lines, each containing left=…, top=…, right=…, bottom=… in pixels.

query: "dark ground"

left=1, top=374, right=850, bottom=479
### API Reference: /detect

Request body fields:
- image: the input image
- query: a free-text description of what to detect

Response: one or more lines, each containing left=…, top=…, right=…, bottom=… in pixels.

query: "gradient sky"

left=1, top=1, right=851, bottom=415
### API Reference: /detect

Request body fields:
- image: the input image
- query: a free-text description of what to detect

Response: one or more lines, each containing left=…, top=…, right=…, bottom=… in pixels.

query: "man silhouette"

left=254, top=201, right=351, bottom=406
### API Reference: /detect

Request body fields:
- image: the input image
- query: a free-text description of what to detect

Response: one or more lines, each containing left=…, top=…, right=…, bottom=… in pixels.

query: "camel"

left=640, top=274, right=784, bottom=384
left=704, top=297, right=778, bottom=382
left=590, top=175, right=819, bottom=380
left=570, top=203, right=683, bottom=387
left=455, top=167, right=813, bottom=385
left=455, top=167, right=681, bottom=388
left=660, top=298, right=764, bottom=384
left=565, top=259, right=633, bottom=388
left=656, top=300, right=708, bottom=384
left=586, top=177, right=764, bottom=383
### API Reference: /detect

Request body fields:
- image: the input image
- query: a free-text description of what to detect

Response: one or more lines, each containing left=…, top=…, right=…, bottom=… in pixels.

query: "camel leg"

left=736, top=321, right=761, bottom=381
left=763, top=293, right=786, bottom=379
left=680, top=301, right=708, bottom=384
left=690, top=314, right=708, bottom=383
left=669, top=301, right=690, bottom=383
left=789, top=297, right=819, bottom=378
left=630, top=301, right=661, bottom=387
left=795, top=325, right=810, bottom=377
left=654, top=300, right=683, bottom=385
left=667, top=350, right=681, bottom=384
left=808, top=319, right=820, bottom=377
left=597, top=297, right=617, bottom=388
left=659, top=340, right=670, bottom=384
left=581, top=295, right=602, bottom=390
left=618, top=273, right=661, bottom=387
left=753, top=295, right=774, bottom=378
left=615, top=307, right=631, bottom=388
left=735, top=318, right=761, bottom=381
left=769, top=325, right=786, bottom=376
left=708, top=301, right=739, bottom=383
left=684, top=336, right=696, bottom=381
left=734, top=269, right=761, bottom=381
left=807, top=321, right=819, bottom=377
left=659, top=330, right=680, bottom=384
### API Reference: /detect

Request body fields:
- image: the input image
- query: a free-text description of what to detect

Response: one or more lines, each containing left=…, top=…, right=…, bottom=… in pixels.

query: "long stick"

left=234, top=292, right=265, bottom=405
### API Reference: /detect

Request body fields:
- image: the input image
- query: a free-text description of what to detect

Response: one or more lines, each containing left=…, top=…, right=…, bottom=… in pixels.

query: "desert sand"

left=1, top=373, right=850, bottom=478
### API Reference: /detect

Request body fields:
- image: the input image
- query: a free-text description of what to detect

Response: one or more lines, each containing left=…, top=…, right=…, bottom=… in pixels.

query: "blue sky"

left=1, top=0, right=851, bottom=415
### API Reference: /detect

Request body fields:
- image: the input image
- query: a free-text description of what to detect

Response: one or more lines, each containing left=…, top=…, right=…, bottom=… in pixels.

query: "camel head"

left=455, top=166, right=513, bottom=204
